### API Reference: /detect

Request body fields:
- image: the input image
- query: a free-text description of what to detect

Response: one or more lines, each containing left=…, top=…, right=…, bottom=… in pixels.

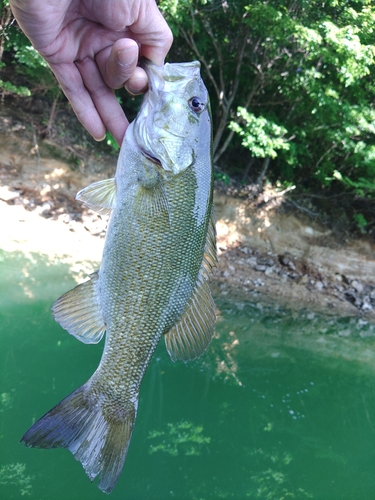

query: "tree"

left=0, top=1, right=68, bottom=137
left=161, top=0, right=375, bottom=201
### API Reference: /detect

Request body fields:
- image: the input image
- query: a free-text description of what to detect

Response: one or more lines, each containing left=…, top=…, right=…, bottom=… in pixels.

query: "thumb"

left=96, top=39, right=140, bottom=90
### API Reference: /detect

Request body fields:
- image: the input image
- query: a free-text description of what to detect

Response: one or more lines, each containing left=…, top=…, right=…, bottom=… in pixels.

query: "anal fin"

left=52, top=272, right=106, bottom=344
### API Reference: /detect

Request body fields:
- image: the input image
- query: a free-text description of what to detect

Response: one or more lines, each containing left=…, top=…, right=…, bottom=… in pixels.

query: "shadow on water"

left=1, top=249, right=375, bottom=499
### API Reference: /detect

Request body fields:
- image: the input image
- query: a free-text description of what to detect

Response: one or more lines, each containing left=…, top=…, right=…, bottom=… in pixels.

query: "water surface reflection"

left=1, top=249, right=375, bottom=499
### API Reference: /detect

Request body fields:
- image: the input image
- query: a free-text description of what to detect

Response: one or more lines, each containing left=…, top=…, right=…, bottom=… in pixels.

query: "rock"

left=239, top=246, right=250, bottom=254
left=344, top=289, right=356, bottom=303
left=287, top=260, right=297, bottom=271
left=246, top=257, right=258, bottom=266
left=279, top=255, right=290, bottom=266
left=0, top=186, right=20, bottom=201
left=254, top=279, right=264, bottom=287
left=354, top=298, right=362, bottom=308
left=255, top=264, right=267, bottom=272
left=257, top=257, right=274, bottom=266
left=299, top=274, right=309, bottom=285
left=362, top=299, right=373, bottom=311
left=351, top=280, right=364, bottom=293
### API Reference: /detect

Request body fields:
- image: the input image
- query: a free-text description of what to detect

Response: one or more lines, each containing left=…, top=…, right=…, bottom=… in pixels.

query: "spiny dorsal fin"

left=76, top=178, right=116, bottom=215
left=164, top=272, right=216, bottom=362
left=52, top=272, right=106, bottom=344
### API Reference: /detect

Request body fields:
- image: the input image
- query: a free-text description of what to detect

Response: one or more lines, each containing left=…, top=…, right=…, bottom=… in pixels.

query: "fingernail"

left=117, top=47, right=137, bottom=67
left=94, top=134, right=107, bottom=142
left=124, top=82, right=148, bottom=96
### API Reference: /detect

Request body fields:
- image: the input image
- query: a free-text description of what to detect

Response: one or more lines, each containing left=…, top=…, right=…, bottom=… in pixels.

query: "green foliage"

left=1, top=0, right=375, bottom=215
left=0, top=4, right=57, bottom=97
left=353, top=213, right=368, bottom=234
left=105, top=132, right=120, bottom=152
left=12, top=45, right=49, bottom=70
left=333, top=170, right=375, bottom=194
left=0, top=78, right=30, bottom=96
left=229, top=108, right=290, bottom=159
left=214, top=170, right=231, bottom=185
left=162, top=0, right=375, bottom=204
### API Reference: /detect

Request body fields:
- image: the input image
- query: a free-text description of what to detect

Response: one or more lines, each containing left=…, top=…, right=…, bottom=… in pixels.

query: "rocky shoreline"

left=212, top=241, right=375, bottom=320
left=212, top=193, right=375, bottom=320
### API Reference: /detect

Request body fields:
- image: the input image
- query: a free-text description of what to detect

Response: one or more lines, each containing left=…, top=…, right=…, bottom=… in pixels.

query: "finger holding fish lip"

left=96, top=38, right=148, bottom=95
left=125, top=66, right=149, bottom=95
left=96, top=38, right=139, bottom=90
left=73, top=42, right=159, bottom=144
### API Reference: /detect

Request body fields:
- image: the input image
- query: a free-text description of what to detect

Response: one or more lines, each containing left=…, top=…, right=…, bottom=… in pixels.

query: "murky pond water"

left=1, top=249, right=375, bottom=499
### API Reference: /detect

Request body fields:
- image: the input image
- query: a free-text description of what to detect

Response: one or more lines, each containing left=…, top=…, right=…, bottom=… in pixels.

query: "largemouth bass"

left=21, top=59, right=216, bottom=494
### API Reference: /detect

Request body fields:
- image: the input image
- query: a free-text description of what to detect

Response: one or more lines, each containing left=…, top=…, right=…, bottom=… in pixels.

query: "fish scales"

left=20, top=60, right=216, bottom=494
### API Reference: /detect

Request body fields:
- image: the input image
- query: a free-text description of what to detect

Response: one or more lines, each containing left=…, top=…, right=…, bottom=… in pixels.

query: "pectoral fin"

left=52, top=272, right=106, bottom=344
left=164, top=272, right=216, bottom=362
left=76, top=178, right=116, bottom=215
left=135, top=183, right=170, bottom=220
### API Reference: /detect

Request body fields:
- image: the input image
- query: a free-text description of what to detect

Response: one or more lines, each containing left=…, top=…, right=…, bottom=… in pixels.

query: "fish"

left=20, top=59, right=217, bottom=494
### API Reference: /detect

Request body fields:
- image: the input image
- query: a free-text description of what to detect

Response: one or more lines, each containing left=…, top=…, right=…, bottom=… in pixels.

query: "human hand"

left=9, top=0, right=173, bottom=145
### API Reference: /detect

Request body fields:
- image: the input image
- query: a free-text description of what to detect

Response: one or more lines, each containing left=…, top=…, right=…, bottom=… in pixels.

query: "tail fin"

left=20, top=384, right=136, bottom=494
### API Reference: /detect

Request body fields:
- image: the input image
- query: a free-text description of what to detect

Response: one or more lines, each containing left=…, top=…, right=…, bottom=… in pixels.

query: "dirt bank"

left=212, top=193, right=375, bottom=320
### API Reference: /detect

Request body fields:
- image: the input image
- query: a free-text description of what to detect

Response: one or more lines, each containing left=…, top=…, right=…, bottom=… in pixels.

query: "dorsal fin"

left=202, top=209, right=217, bottom=277
left=164, top=208, right=217, bottom=361
left=164, top=271, right=216, bottom=362
left=76, top=178, right=116, bottom=215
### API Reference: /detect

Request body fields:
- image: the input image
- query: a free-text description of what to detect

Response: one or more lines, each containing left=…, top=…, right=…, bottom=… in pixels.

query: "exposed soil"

left=1, top=93, right=375, bottom=321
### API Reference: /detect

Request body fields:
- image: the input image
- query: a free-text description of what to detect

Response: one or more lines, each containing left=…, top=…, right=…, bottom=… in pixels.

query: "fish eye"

left=188, top=97, right=205, bottom=113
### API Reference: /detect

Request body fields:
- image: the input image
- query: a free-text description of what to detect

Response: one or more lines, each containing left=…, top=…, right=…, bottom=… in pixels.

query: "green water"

left=1, top=249, right=375, bottom=499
